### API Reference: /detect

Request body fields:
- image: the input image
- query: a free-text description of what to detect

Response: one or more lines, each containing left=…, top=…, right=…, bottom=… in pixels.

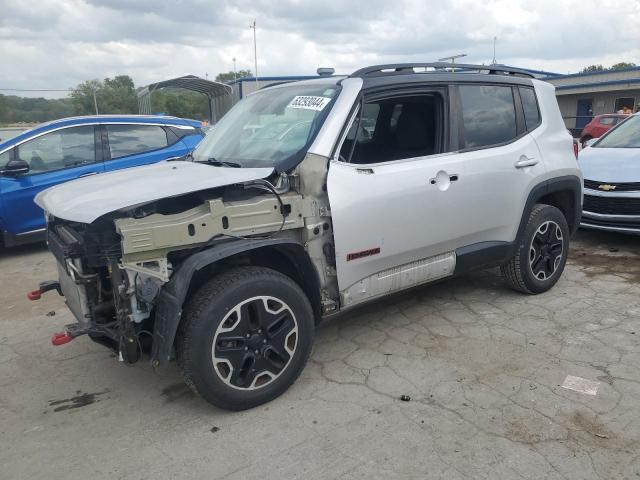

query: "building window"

left=614, top=97, right=635, bottom=113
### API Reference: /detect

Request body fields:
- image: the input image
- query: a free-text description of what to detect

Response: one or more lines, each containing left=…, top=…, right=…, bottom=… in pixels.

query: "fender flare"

left=150, top=238, right=319, bottom=365
left=516, top=175, right=582, bottom=244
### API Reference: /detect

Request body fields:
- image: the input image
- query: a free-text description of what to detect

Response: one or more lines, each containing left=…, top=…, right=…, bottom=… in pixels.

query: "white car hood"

left=35, top=161, right=273, bottom=224
left=578, top=146, right=640, bottom=182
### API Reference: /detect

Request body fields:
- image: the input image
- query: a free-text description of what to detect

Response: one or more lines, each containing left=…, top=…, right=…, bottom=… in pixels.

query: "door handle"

left=77, top=172, right=98, bottom=178
left=430, top=172, right=459, bottom=185
left=515, top=156, right=538, bottom=169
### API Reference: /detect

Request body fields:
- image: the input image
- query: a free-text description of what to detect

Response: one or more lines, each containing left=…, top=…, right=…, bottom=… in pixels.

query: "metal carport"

left=137, top=75, right=233, bottom=123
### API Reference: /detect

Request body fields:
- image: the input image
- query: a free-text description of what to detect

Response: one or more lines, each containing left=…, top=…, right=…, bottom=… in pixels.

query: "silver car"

left=579, top=113, right=640, bottom=235
left=32, top=63, right=580, bottom=410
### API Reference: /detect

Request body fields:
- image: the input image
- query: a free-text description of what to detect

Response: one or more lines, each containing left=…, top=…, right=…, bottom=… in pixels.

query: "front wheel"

left=501, top=204, right=570, bottom=294
left=177, top=266, right=314, bottom=410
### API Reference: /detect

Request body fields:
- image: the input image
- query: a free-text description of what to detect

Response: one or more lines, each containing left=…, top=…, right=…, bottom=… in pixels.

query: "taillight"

left=573, top=142, right=579, bottom=158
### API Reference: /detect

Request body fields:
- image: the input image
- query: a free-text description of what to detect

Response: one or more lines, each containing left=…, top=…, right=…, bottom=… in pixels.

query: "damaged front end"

left=34, top=155, right=337, bottom=366
left=41, top=215, right=155, bottom=362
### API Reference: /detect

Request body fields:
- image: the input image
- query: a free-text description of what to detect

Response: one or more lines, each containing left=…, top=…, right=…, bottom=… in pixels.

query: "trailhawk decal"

left=346, top=247, right=381, bottom=261
left=287, top=96, right=332, bottom=111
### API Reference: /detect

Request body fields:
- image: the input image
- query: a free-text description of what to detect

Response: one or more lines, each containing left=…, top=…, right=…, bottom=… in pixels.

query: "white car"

left=32, top=63, right=581, bottom=410
left=579, top=113, right=640, bottom=235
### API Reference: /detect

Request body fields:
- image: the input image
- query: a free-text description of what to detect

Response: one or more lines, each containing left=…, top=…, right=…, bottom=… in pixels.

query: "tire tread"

left=176, top=266, right=312, bottom=410
left=501, top=204, right=555, bottom=294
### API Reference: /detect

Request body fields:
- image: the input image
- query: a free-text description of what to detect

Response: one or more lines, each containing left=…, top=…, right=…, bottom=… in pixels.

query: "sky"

left=1, top=0, right=639, bottom=98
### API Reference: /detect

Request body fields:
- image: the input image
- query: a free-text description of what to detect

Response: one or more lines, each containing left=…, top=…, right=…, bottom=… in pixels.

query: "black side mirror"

left=0, top=159, right=30, bottom=176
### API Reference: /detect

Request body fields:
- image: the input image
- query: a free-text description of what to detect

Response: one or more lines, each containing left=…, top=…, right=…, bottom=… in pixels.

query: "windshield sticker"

left=287, top=96, right=332, bottom=111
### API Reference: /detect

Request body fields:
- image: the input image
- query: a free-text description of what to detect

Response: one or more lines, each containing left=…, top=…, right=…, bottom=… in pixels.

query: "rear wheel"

left=501, top=204, right=569, bottom=294
left=177, top=266, right=314, bottom=410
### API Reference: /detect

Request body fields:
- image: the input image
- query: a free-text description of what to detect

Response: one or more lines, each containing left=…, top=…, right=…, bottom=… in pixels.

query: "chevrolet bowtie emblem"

left=598, top=184, right=616, bottom=191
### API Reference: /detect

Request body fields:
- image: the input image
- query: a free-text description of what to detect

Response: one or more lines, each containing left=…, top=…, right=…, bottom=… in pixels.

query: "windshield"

left=596, top=115, right=640, bottom=148
left=192, top=83, right=340, bottom=169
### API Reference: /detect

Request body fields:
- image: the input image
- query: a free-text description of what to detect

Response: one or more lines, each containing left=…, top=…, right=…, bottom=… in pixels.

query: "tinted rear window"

left=459, top=85, right=517, bottom=148
left=519, top=87, right=541, bottom=130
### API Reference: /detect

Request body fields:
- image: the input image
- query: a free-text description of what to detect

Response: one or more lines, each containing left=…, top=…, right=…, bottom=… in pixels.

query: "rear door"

left=0, top=125, right=103, bottom=235
left=102, top=123, right=191, bottom=172
left=446, top=84, right=544, bottom=248
left=328, top=87, right=468, bottom=307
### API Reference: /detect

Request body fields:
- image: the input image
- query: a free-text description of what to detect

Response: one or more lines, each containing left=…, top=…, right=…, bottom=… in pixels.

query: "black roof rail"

left=350, top=62, right=536, bottom=79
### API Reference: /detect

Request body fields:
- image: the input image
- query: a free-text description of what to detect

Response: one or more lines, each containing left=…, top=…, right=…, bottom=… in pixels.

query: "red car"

left=580, top=114, right=628, bottom=145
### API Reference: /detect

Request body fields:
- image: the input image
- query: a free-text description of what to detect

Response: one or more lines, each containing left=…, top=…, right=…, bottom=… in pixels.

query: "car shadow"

left=0, top=241, right=49, bottom=258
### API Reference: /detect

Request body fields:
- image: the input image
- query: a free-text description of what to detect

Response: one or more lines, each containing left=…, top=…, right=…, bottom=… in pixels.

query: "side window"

left=340, top=93, right=443, bottom=164
left=519, top=87, right=541, bottom=130
left=459, top=85, right=517, bottom=148
left=599, top=117, right=616, bottom=126
left=16, top=126, right=96, bottom=174
left=106, top=125, right=168, bottom=159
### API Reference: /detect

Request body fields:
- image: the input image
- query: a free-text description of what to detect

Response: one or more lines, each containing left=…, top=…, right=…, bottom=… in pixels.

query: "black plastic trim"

left=517, top=176, right=583, bottom=240
left=454, top=241, right=515, bottom=275
left=2, top=228, right=46, bottom=247
left=150, top=238, right=320, bottom=365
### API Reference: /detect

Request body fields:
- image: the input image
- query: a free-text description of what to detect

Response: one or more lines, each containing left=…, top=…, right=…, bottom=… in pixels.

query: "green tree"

left=70, top=75, right=137, bottom=115
left=70, top=79, right=103, bottom=115
left=581, top=64, right=604, bottom=73
left=581, top=62, right=636, bottom=73
left=610, top=62, right=636, bottom=70
left=215, top=70, right=253, bottom=83
left=151, top=90, right=209, bottom=120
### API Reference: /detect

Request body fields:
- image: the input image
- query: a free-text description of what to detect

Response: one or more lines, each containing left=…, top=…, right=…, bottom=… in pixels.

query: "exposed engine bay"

left=40, top=154, right=337, bottom=364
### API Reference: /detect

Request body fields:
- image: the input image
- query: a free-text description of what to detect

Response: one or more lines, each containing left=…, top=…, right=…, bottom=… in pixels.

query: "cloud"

left=0, top=0, right=638, bottom=97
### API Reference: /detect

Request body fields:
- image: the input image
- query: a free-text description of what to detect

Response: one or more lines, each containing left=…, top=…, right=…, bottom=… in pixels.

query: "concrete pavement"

left=1, top=230, right=639, bottom=479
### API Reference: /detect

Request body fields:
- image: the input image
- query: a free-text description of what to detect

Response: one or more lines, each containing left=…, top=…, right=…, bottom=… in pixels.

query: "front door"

left=0, top=125, right=103, bottom=235
left=576, top=98, right=593, bottom=129
left=328, top=89, right=465, bottom=307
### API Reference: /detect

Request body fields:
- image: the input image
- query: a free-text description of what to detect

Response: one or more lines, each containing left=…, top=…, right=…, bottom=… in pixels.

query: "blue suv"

left=0, top=115, right=203, bottom=246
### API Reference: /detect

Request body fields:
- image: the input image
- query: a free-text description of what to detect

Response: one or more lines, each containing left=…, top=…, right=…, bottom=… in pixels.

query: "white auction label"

left=287, top=96, right=331, bottom=111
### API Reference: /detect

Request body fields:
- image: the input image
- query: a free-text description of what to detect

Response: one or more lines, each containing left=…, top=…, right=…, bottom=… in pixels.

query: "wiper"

left=205, top=157, right=242, bottom=168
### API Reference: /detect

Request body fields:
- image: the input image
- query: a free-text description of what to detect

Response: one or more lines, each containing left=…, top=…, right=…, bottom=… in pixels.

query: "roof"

left=547, top=65, right=640, bottom=80
left=227, top=75, right=321, bottom=85
left=0, top=115, right=201, bottom=150
left=140, top=75, right=232, bottom=98
left=516, top=67, right=562, bottom=78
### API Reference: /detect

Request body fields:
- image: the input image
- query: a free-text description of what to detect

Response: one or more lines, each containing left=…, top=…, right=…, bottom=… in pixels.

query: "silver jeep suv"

left=33, top=63, right=582, bottom=410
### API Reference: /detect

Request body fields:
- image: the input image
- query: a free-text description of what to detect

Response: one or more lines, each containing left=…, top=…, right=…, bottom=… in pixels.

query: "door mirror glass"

left=1, top=158, right=30, bottom=176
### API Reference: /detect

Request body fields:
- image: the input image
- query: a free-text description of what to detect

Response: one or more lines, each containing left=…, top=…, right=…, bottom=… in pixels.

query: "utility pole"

left=249, top=20, right=258, bottom=85
left=492, top=37, right=497, bottom=65
left=92, top=88, right=99, bottom=115
left=232, top=57, right=238, bottom=99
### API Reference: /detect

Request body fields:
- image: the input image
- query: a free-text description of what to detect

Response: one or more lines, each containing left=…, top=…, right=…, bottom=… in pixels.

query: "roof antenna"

left=491, top=36, right=497, bottom=65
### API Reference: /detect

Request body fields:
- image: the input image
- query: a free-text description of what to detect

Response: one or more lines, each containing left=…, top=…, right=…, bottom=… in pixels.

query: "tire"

left=176, top=266, right=314, bottom=410
left=501, top=204, right=570, bottom=294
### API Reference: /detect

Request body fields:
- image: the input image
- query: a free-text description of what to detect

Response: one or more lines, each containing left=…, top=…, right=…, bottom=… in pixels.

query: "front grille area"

left=584, top=179, right=640, bottom=192
left=583, top=194, right=640, bottom=215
